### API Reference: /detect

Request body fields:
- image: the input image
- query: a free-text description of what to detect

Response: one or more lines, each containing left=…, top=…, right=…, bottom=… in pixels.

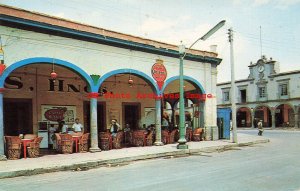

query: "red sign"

left=152, top=59, right=167, bottom=90
left=207, top=94, right=213, bottom=98
left=44, top=107, right=67, bottom=122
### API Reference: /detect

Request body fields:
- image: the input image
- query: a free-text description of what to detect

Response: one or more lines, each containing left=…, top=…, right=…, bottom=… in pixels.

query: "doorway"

left=4, top=98, right=33, bottom=136
left=122, top=102, right=141, bottom=130
left=83, top=101, right=106, bottom=133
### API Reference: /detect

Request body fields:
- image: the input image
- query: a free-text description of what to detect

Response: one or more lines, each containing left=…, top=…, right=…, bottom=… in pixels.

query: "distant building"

left=217, top=56, right=300, bottom=128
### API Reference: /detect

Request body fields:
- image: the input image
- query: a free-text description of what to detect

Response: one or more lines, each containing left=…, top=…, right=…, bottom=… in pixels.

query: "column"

left=0, top=88, right=7, bottom=160
left=251, top=109, right=255, bottom=129
left=199, top=101, right=205, bottom=128
left=294, top=106, right=299, bottom=128
left=154, top=97, right=163, bottom=146
left=271, top=109, right=276, bottom=129
left=88, top=92, right=101, bottom=152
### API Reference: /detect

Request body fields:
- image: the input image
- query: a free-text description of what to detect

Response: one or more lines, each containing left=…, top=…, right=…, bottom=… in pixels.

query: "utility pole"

left=228, top=28, right=237, bottom=143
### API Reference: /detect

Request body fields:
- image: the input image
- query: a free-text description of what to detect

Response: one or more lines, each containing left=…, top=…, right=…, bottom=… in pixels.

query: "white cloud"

left=253, top=0, right=271, bottom=6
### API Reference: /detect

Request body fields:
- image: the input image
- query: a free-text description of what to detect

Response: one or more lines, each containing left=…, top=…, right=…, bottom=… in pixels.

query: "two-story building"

left=217, top=56, right=300, bottom=129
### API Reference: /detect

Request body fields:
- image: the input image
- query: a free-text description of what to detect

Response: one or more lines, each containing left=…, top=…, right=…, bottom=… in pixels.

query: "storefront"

left=0, top=5, right=222, bottom=159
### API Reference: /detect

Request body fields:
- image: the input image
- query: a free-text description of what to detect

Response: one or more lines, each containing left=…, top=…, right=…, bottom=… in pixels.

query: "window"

left=223, top=91, right=230, bottom=102
left=258, top=87, right=266, bottom=98
left=240, top=89, right=247, bottom=103
left=279, top=83, right=288, bottom=96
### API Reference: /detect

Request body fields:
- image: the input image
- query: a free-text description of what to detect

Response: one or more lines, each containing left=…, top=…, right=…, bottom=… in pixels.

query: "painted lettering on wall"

left=4, top=76, right=23, bottom=89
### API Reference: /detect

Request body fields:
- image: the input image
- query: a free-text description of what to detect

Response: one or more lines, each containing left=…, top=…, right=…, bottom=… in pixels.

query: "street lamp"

left=177, top=20, right=226, bottom=149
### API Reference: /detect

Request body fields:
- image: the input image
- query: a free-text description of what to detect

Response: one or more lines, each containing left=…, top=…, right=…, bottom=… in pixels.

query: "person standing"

left=110, top=119, right=120, bottom=137
left=72, top=118, right=84, bottom=133
left=257, top=120, right=264, bottom=136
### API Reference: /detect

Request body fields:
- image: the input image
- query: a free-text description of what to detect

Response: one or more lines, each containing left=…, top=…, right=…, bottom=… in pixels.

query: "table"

left=72, top=136, right=81, bottom=153
left=21, top=139, right=33, bottom=159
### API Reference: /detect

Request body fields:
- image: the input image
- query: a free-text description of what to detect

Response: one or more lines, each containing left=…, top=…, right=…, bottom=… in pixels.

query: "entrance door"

left=4, top=98, right=33, bottom=136
left=217, top=108, right=231, bottom=139
left=83, top=102, right=106, bottom=133
left=123, top=102, right=140, bottom=130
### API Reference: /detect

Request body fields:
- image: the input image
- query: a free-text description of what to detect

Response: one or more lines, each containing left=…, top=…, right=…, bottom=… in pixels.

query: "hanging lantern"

left=50, top=71, right=57, bottom=80
left=128, top=75, right=133, bottom=87
left=50, top=58, right=57, bottom=81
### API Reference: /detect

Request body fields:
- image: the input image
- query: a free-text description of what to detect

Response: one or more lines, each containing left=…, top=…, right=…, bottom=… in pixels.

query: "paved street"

left=0, top=130, right=300, bottom=191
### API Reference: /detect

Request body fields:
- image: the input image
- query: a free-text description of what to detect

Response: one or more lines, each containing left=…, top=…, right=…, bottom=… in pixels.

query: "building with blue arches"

left=0, top=5, right=222, bottom=160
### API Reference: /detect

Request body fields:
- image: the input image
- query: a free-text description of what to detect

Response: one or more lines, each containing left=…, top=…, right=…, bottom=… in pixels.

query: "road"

left=0, top=130, right=300, bottom=191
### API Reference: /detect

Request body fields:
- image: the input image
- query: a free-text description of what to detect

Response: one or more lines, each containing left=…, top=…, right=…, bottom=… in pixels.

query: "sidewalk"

left=0, top=133, right=269, bottom=179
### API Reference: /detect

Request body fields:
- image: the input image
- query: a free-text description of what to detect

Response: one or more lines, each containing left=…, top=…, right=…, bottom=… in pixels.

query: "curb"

left=0, top=139, right=269, bottom=179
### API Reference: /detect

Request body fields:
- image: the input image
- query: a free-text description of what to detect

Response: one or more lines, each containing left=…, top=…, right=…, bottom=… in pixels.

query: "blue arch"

left=97, top=69, right=159, bottom=95
left=0, top=57, right=96, bottom=91
left=161, top=75, right=206, bottom=94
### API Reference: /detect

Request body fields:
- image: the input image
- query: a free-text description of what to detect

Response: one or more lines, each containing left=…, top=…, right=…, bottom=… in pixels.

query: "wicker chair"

left=99, top=132, right=112, bottom=150
left=59, top=134, right=73, bottom=154
left=161, top=130, right=170, bottom=145
left=78, top=133, right=90, bottom=152
left=132, top=130, right=146, bottom=147
left=193, top=128, right=203, bottom=142
left=145, top=130, right=154, bottom=146
left=169, top=129, right=179, bottom=143
left=185, top=128, right=193, bottom=142
left=4, top=136, right=22, bottom=160
left=27, top=137, right=43, bottom=158
left=112, top=131, right=124, bottom=149
left=24, top=134, right=37, bottom=140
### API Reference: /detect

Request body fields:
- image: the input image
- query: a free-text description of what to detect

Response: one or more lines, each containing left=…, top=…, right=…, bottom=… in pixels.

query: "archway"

left=162, top=76, right=205, bottom=131
left=1, top=58, right=93, bottom=152
left=237, top=107, right=252, bottom=128
left=254, top=106, right=272, bottom=127
left=275, top=104, right=294, bottom=127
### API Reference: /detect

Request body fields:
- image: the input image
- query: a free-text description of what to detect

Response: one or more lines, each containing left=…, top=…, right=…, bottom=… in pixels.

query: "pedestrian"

left=257, top=120, right=264, bottom=136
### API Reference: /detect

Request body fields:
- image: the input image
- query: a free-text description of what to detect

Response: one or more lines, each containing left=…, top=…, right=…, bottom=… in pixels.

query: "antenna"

left=260, top=26, right=262, bottom=58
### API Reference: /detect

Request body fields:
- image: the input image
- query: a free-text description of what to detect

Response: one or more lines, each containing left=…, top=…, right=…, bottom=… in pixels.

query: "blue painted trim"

left=161, top=76, right=206, bottom=94
left=0, top=57, right=96, bottom=91
left=0, top=15, right=222, bottom=65
left=97, top=69, right=159, bottom=95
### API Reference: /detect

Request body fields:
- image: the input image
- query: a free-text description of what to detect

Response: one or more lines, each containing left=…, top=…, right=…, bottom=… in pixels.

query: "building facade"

left=0, top=5, right=222, bottom=159
left=217, top=56, right=300, bottom=129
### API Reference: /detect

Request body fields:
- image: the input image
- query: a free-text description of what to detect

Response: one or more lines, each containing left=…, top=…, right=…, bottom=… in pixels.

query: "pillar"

left=88, top=92, right=101, bottom=152
left=294, top=106, right=299, bottom=128
left=154, top=97, right=163, bottom=146
left=251, top=109, right=255, bottom=129
left=199, top=101, right=205, bottom=128
left=271, top=109, right=276, bottom=129
left=0, top=88, right=7, bottom=160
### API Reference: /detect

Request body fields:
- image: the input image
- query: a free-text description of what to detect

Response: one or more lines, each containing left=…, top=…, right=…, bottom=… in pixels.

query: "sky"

left=1, top=0, right=300, bottom=83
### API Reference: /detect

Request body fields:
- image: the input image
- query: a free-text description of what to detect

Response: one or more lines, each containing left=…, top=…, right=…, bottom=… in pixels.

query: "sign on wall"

left=151, top=59, right=167, bottom=90
left=41, top=105, right=76, bottom=124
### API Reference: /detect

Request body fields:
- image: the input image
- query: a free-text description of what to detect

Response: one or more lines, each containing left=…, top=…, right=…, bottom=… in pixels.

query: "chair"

left=169, top=129, right=179, bottom=144
left=4, top=136, right=22, bottom=160
left=54, top=133, right=62, bottom=152
left=27, top=137, right=43, bottom=158
left=59, top=134, right=73, bottom=154
left=132, top=130, right=146, bottom=147
left=145, top=130, right=154, bottom=146
left=193, top=128, right=203, bottom=142
left=162, top=130, right=170, bottom=145
left=99, top=132, right=112, bottom=150
left=78, top=133, right=90, bottom=152
left=112, top=131, right=124, bottom=149
left=185, top=128, right=192, bottom=142
left=24, top=134, right=37, bottom=139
